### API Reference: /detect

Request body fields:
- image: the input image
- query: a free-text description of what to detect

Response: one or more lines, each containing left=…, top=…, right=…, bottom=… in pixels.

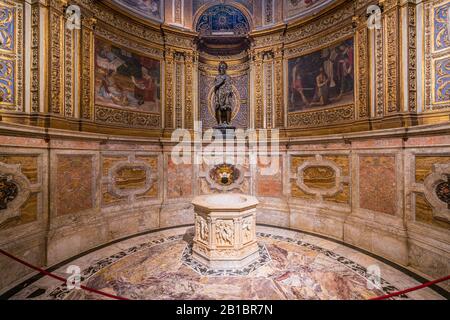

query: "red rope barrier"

left=369, top=275, right=450, bottom=300
left=0, top=248, right=129, bottom=300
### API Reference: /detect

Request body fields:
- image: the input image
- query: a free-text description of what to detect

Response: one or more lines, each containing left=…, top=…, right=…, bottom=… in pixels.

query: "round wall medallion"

left=0, top=175, right=19, bottom=210
left=435, top=180, right=450, bottom=207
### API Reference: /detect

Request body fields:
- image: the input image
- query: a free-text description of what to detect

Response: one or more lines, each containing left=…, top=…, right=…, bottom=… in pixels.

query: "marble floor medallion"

left=5, top=226, right=446, bottom=300
left=181, top=243, right=272, bottom=276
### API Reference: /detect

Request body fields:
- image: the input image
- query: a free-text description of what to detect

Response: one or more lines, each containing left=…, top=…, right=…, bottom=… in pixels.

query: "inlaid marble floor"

left=6, top=226, right=445, bottom=300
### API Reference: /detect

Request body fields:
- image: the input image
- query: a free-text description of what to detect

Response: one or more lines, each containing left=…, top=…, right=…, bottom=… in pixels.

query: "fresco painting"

left=288, top=38, right=354, bottom=112
left=113, top=0, right=162, bottom=20
left=95, top=38, right=161, bottom=113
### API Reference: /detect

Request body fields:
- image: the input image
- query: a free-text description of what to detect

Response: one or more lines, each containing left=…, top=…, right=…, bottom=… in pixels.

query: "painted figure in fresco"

left=322, top=48, right=336, bottom=95
left=335, top=44, right=354, bottom=97
left=119, top=0, right=160, bottom=17
left=98, top=70, right=129, bottom=106
left=290, top=64, right=310, bottom=110
left=214, top=61, right=233, bottom=126
left=288, top=39, right=354, bottom=112
left=131, top=66, right=156, bottom=106
left=311, top=67, right=330, bottom=106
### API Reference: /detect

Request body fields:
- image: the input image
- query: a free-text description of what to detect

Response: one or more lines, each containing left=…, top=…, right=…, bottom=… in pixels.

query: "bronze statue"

left=214, top=61, right=233, bottom=126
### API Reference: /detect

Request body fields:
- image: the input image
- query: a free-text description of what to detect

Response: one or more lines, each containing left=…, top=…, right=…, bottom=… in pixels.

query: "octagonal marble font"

left=191, top=194, right=260, bottom=269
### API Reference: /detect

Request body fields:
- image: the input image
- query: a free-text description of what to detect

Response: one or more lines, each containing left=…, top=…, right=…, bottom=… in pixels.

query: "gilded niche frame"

left=285, top=34, right=357, bottom=129
left=92, top=27, right=164, bottom=129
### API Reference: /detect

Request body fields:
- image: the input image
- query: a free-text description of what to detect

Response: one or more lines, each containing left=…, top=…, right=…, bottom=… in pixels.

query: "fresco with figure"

left=288, top=38, right=354, bottom=113
left=95, top=38, right=161, bottom=114
left=112, top=0, right=162, bottom=20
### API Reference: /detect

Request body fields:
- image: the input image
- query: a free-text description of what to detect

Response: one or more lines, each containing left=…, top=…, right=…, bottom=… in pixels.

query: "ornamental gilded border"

left=0, top=0, right=23, bottom=112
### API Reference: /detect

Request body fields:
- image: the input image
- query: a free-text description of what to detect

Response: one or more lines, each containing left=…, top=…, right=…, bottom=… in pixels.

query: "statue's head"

left=218, top=61, right=228, bottom=75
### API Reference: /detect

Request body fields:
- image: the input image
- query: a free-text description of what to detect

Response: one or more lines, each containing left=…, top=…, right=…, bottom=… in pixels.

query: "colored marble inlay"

left=114, top=167, right=147, bottom=190
left=434, top=2, right=450, bottom=51
left=0, top=58, right=14, bottom=104
left=101, top=184, right=126, bottom=206
left=167, top=159, right=192, bottom=199
left=415, top=156, right=450, bottom=183
left=0, top=155, right=38, bottom=183
left=56, top=155, right=94, bottom=216
left=324, top=183, right=350, bottom=204
left=102, top=156, right=128, bottom=176
left=0, top=193, right=37, bottom=231
left=41, top=230, right=409, bottom=300
left=303, top=166, right=336, bottom=190
left=290, top=156, right=314, bottom=174
left=323, top=155, right=349, bottom=176
left=359, top=156, right=397, bottom=215
left=257, top=157, right=283, bottom=197
left=434, top=57, right=450, bottom=103
left=0, top=5, right=15, bottom=52
left=415, top=193, right=450, bottom=230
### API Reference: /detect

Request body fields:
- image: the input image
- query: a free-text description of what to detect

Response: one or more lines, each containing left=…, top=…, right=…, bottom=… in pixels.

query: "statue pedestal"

left=213, top=125, right=236, bottom=139
left=191, top=194, right=259, bottom=269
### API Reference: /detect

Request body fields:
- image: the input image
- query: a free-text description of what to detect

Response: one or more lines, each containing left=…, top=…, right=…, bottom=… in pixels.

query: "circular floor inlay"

left=7, top=226, right=445, bottom=300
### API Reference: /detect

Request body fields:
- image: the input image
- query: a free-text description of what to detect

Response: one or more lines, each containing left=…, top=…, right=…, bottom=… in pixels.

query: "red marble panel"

left=167, top=158, right=193, bottom=199
left=359, top=155, right=397, bottom=215
left=352, top=138, right=402, bottom=149
left=256, top=157, right=283, bottom=197
left=49, top=140, right=100, bottom=150
left=405, top=135, right=450, bottom=147
left=0, top=136, right=48, bottom=148
left=56, top=155, right=94, bottom=216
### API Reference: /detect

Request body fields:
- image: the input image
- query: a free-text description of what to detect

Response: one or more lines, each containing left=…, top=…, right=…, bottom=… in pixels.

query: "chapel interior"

left=0, top=0, right=449, bottom=301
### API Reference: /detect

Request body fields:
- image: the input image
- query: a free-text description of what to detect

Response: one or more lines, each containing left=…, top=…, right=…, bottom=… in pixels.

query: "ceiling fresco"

left=284, top=0, right=336, bottom=19
left=111, top=0, right=163, bottom=21
left=109, top=0, right=337, bottom=25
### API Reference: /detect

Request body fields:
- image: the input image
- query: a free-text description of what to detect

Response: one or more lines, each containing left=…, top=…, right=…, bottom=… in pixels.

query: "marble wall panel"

left=166, top=158, right=193, bottom=199
left=55, top=155, right=94, bottom=216
left=359, top=155, right=397, bottom=215
left=101, top=153, right=160, bottom=207
left=0, top=145, right=47, bottom=293
left=256, top=156, right=283, bottom=197
left=290, top=153, right=350, bottom=205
